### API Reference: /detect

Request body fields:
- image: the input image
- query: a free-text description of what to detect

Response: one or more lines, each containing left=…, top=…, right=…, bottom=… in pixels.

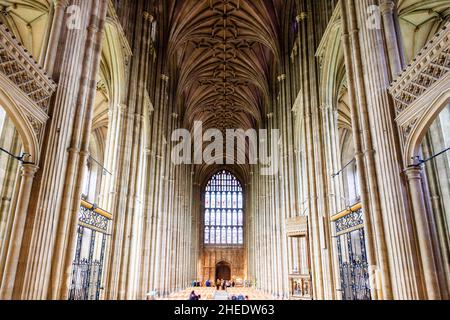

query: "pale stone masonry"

left=0, top=0, right=448, bottom=300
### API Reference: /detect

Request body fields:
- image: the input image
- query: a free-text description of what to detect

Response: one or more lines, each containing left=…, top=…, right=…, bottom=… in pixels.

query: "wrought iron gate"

left=334, top=207, right=371, bottom=300
left=69, top=201, right=111, bottom=300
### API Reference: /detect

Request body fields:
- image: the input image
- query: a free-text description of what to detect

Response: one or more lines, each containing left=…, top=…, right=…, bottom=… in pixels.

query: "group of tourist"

left=229, top=294, right=249, bottom=300
left=214, top=279, right=236, bottom=290
left=193, top=279, right=238, bottom=290
left=188, top=290, right=249, bottom=300
left=191, top=281, right=202, bottom=287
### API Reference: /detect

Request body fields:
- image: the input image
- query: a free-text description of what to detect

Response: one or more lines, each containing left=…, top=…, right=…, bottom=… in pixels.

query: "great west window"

left=204, top=170, right=244, bottom=246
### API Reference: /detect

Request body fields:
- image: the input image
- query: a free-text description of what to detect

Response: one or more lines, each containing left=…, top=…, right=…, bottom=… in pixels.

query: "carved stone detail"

left=389, top=22, right=450, bottom=115
left=0, top=22, right=56, bottom=113
left=26, top=115, right=43, bottom=142
left=402, top=118, right=418, bottom=140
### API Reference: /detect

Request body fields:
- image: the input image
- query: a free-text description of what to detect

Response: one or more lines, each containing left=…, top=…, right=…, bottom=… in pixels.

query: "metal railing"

left=69, top=201, right=112, bottom=300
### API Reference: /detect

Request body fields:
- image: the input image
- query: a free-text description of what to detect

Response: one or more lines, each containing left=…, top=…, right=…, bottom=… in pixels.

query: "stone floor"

left=164, top=287, right=275, bottom=300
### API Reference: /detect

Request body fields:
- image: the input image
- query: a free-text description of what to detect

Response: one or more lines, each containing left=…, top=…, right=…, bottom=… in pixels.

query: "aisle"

left=214, top=291, right=229, bottom=300
left=164, top=287, right=275, bottom=300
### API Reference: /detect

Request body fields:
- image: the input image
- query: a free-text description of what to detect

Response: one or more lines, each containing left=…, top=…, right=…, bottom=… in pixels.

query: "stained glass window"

left=210, top=227, right=215, bottom=244
left=205, top=227, right=210, bottom=244
left=216, top=192, right=221, bottom=208
left=211, top=193, right=216, bottom=208
left=205, top=210, right=210, bottom=226
left=232, top=227, right=238, bottom=244
left=210, top=210, right=215, bottom=225
left=222, top=192, right=226, bottom=208
left=232, top=210, right=238, bottom=225
left=216, top=229, right=221, bottom=244
left=238, top=227, right=243, bottom=244
left=221, top=210, right=226, bottom=225
left=205, top=192, right=210, bottom=208
left=204, top=170, right=244, bottom=245
left=216, top=211, right=221, bottom=225
left=238, top=210, right=243, bottom=225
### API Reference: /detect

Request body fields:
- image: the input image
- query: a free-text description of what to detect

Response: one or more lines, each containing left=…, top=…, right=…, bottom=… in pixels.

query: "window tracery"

left=204, top=170, right=244, bottom=245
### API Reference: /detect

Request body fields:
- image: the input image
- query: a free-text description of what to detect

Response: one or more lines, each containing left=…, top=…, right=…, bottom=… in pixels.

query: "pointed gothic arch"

left=404, top=88, right=450, bottom=166
left=0, top=85, right=41, bottom=163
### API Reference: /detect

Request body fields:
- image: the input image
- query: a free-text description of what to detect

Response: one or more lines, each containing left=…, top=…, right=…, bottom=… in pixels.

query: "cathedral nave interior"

left=0, top=0, right=448, bottom=301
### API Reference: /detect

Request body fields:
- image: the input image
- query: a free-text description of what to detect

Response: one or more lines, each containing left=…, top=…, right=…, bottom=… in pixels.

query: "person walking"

left=189, top=291, right=198, bottom=300
left=216, top=279, right=221, bottom=290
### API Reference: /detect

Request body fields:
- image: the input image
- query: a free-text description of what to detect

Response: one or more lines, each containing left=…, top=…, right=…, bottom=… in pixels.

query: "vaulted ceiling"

left=167, top=0, right=282, bottom=135
left=0, top=0, right=51, bottom=63
left=398, top=0, right=450, bottom=62
left=164, top=0, right=285, bottom=182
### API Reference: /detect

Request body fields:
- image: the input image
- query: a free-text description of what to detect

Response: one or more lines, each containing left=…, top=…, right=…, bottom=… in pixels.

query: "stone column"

left=341, top=0, right=414, bottom=299
left=303, top=2, right=336, bottom=298
left=192, top=180, right=201, bottom=287
left=153, top=74, right=172, bottom=297
left=405, top=166, right=441, bottom=299
left=117, top=2, right=152, bottom=299
left=319, top=104, right=338, bottom=300
left=350, top=0, right=427, bottom=299
left=159, top=113, right=177, bottom=296
left=0, top=164, right=39, bottom=299
left=380, top=0, right=405, bottom=78
left=275, top=74, right=291, bottom=298
left=340, top=1, right=381, bottom=300
left=296, top=9, right=325, bottom=299
left=51, top=0, right=108, bottom=299
left=44, top=0, right=70, bottom=75
left=16, top=0, right=93, bottom=300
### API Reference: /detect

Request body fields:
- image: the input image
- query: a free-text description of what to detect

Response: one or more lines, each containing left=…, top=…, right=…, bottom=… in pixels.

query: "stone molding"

left=0, top=22, right=57, bottom=113
left=389, top=21, right=450, bottom=165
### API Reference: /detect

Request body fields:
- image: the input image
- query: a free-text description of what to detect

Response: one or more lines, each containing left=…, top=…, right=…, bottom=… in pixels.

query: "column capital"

left=79, top=150, right=90, bottom=158
left=21, top=163, right=39, bottom=178
left=143, top=12, right=155, bottom=23
left=405, top=165, right=423, bottom=180
left=379, top=1, right=396, bottom=15
left=319, top=104, right=331, bottom=112
left=296, top=12, right=308, bottom=23
left=54, top=0, right=69, bottom=9
left=118, top=103, right=128, bottom=113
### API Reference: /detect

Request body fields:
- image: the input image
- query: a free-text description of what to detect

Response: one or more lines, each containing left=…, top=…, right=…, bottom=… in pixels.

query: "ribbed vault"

left=0, top=0, right=51, bottom=61
left=167, top=0, right=281, bottom=181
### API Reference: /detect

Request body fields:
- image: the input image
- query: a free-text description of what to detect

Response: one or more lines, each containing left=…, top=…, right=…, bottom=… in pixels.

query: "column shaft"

left=0, top=164, right=39, bottom=299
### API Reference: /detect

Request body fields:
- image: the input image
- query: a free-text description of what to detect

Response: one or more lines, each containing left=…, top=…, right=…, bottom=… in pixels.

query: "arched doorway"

left=216, top=262, right=231, bottom=281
